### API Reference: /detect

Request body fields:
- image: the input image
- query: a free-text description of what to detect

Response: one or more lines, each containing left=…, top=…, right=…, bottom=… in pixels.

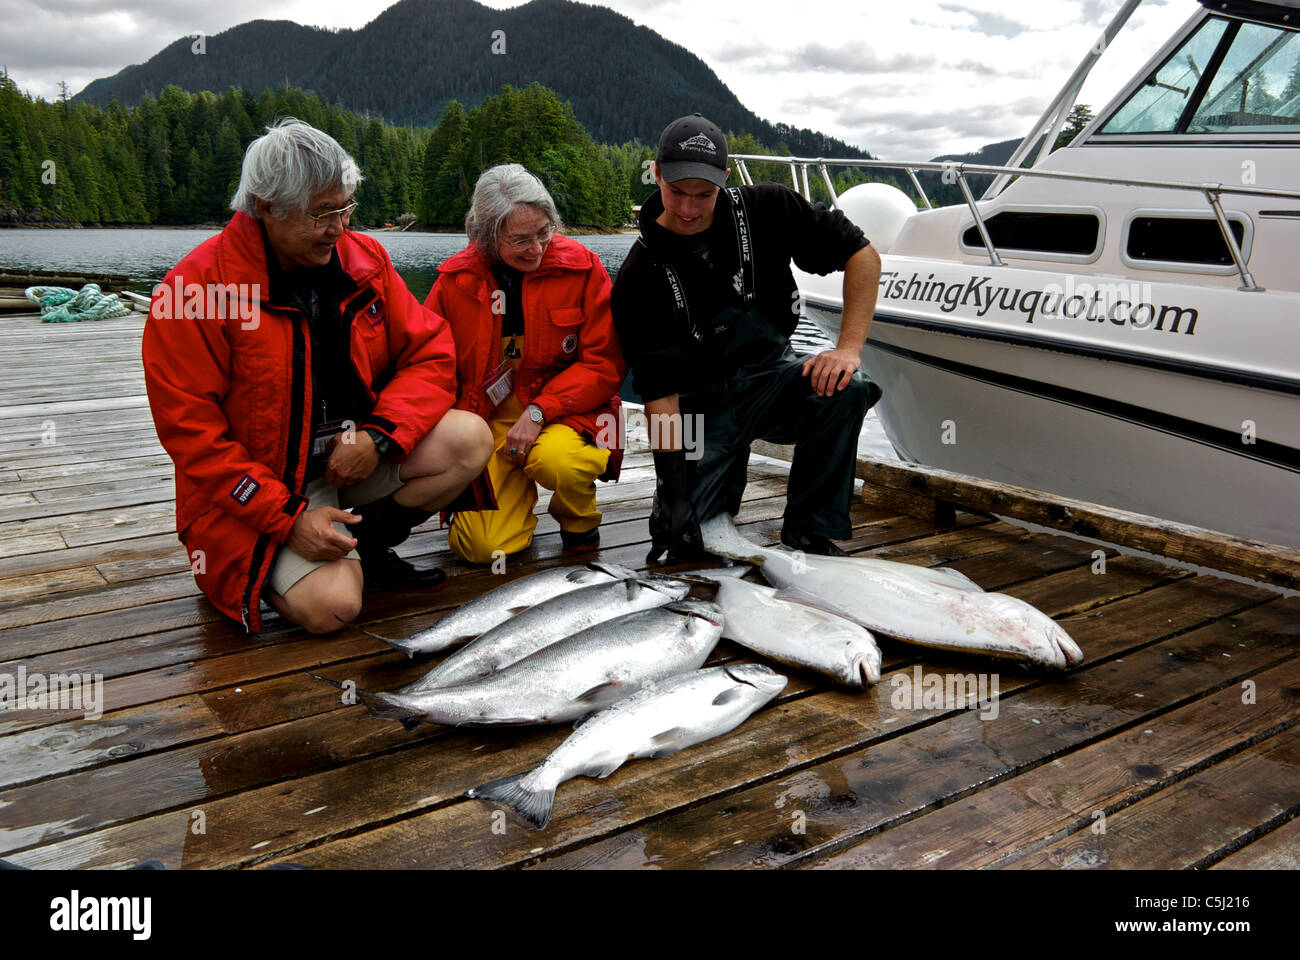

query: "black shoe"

left=780, top=527, right=848, bottom=557
left=358, top=546, right=448, bottom=591
left=560, top=527, right=600, bottom=553
left=351, top=494, right=443, bottom=590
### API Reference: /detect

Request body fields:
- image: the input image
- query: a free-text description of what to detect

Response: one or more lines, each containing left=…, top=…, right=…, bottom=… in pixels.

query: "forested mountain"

left=78, top=21, right=349, bottom=108
left=77, top=0, right=869, bottom=160
left=0, top=76, right=628, bottom=227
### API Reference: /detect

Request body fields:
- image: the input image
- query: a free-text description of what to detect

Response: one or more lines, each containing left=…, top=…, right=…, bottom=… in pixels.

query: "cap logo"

left=678, top=133, right=717, bottom=154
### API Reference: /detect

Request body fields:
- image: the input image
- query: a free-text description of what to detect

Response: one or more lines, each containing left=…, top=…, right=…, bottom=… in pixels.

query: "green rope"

left=24, top=284, right=132, bottom=323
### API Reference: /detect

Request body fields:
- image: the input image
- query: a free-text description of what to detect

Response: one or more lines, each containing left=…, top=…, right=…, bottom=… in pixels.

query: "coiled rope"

left=24, top=284, right=132, bottom=322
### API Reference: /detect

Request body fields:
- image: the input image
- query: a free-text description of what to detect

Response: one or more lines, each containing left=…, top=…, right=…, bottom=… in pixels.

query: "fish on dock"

left=353, top=600, right=726, bottom=728
left=712, top=576, right=882, bottom=686
left=402, top=576, right=693, bottom=693
left=700, top=514, right=1084, bottom=670
left=362, top=561, right=640, bottom=657
left=468, top=664, right=788, bottom=829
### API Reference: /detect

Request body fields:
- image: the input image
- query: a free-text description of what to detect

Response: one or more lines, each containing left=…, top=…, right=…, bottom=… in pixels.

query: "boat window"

left=1126, top=215, right=1247, bottom=265
left=961, top=211, right=1100, bottom=256
left=1099, top=18, right=1230, bottom=134
left=1187, top=23, right=1300, bottom=132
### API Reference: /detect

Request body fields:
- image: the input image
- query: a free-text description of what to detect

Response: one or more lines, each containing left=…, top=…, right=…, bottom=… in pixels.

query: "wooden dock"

left=1, top=308, right=1296, bottom=871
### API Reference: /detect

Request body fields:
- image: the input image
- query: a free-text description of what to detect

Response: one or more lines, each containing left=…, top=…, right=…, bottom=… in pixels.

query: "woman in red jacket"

left=425, top=164, right=625, bottom=563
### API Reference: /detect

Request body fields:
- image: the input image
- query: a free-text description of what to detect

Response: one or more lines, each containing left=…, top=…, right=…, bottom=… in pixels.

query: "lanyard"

left=725, top=187, right=756, bottom=305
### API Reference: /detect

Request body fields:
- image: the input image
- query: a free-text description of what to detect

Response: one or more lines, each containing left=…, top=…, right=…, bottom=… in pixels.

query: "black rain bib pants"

left=678, top=302, right=879, bottom=541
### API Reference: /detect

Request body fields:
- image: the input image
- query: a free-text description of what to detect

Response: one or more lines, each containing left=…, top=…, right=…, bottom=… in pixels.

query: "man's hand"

left=503, top=410, right=544, bottom=466
left=324, top=430, right=380, bottom=487
left=287, top=507, right=360, bottom=562
left=801, top=347, right=861, bottom=397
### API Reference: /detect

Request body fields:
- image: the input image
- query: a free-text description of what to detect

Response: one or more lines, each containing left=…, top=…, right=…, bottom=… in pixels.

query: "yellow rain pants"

left=449, top=390, right=611, bottom=564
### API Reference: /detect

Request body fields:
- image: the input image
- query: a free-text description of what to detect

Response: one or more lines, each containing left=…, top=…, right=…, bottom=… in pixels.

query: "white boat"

left=736, top=0, right=1300, bottom=550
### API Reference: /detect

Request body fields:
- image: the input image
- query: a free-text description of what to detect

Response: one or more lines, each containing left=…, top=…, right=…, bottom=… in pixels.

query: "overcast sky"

left=0, top=0, right=1194, bottom=158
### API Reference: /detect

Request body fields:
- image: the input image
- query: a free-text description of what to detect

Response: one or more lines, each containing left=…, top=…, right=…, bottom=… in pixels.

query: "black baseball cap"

left=656, top=114, right=729, bottom=187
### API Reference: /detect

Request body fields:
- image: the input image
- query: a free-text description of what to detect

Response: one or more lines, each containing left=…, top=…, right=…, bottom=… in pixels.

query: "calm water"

left=0, top=227, right=638, bottom=302
left=0, top=226, right=894, bottom=459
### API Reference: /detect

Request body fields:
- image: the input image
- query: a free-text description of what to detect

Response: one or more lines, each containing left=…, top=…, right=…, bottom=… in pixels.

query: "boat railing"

left=730, top=153, right=1300, bottom=292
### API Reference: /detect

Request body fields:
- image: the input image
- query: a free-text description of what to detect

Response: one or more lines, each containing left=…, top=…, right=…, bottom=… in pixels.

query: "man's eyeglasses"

left=306, top=201, right=358, bottom=229
left=503, top=224, right=555, bottom=250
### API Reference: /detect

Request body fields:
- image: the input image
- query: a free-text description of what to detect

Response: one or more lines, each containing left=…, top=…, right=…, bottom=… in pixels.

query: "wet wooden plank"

left=1003, top=725, right=1300, bottom=870
left=0, top=629, right=386, bottom=737
left=0, top=442, right=166, bottom=471
left=524, top=586, right=1289, bottom=871
left=0, top=593, right=223, bottom=660
left=0, top=533, right=184, bottom=580
left=33, top=476, right=174, bottom=505
left=807, top=653, right=1300, bottom=868
left=0, top=697, right=224, bottom=791
left=0, top=395, right=149, bottom=420
left=0, top=483, right=177, bottom=524
left=0, top=532, right=70, bottom=560
left=1209, top=816, right=1300, bottom=869
left=0, top=703, right=431, bottom=856
left=0, top=565, right=109, bottom=605
left=0, top=570, right=201, bottom=631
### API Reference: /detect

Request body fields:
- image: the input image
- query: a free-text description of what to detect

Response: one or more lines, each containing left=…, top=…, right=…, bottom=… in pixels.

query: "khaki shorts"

left=267, top=462, right=405, bottom=597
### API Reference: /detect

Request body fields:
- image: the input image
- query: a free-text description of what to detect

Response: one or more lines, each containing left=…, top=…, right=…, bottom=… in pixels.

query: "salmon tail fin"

left=356, top=689, right=422, bottom=724
left=468, top=774, right=555, bottom=830
left=335, top=616, right=424, bottom=658
left=332, top=613, right=403, bottom=642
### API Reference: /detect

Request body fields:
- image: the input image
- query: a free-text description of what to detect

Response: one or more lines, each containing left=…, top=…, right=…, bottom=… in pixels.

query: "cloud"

left=936, top=3, right=1034, bottom=38
left=710, top=39, right=998, bottom=77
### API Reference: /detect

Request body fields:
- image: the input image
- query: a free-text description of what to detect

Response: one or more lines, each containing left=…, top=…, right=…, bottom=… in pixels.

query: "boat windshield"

left=1098, top=15, right=1300, bottom=135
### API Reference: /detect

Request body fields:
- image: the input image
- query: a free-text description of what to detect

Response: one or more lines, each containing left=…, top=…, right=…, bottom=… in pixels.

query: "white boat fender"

left=835, top=182, right=916, bottom=255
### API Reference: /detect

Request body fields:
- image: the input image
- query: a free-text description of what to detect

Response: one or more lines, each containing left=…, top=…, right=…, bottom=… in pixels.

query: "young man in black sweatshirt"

left=612, top=114, right=883, bottom=560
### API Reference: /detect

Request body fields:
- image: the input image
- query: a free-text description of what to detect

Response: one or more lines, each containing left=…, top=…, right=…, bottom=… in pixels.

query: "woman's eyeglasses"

left=503, top=224, right=555, bottom=250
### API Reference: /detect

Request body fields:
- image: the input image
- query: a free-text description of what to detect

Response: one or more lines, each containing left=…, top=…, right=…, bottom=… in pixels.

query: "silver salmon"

left=701, top=514, right=1084, bottom=670
left=357, top=600, right=725, bottom=727
left=468, top=664, right=787, bottom=828
left=713, top=577, right=882, bottom=686
left=402, top=576, right=692, bottom=692
left=370, top=561, right=639, bottom=657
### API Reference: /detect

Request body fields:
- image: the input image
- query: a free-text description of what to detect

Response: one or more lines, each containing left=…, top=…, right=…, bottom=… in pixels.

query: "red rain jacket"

left=142, top=211, right=458, bottom=630
left=425, top=234, right=626, bottom=487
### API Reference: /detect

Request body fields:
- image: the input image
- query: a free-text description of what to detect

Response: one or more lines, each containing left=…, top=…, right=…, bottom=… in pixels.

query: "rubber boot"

left=350, top=494, right=447, bottom=591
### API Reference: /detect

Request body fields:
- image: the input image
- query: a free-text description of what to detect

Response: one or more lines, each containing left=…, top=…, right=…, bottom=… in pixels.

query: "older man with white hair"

left=143, top=118, right=493, bottom=634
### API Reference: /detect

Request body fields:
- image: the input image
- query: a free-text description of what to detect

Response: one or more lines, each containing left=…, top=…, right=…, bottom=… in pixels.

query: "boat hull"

left=801, top=265, right=1300, bottom=550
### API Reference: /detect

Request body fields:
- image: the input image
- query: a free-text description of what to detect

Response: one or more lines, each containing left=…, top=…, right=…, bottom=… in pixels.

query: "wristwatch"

left=526, top=404, right=545, bottom=425
left=362, top=427, right=398, bottom=458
